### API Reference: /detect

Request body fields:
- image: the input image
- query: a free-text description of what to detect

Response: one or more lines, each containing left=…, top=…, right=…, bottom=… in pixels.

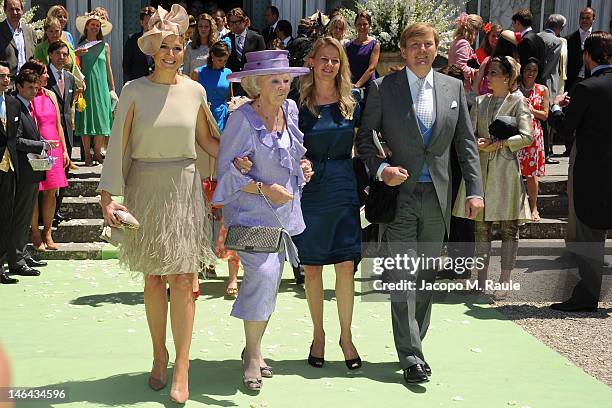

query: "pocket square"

left=68, top=89, right=73, bottom=93
left=14, top=117, right=18, bottom=122
left=451, top=101, right=458, bottom=109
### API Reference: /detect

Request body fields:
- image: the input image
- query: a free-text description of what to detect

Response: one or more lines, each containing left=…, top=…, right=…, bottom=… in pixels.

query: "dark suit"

left=46, top=65, right=77, bottom=219
left=8, top=97, right=44, bottom=269
left=550, top=66, right=612, bottom=307
left=123, top=31, right=151, bottom=82
left=262, top=24, right=277, bottom=48
left=518, top=30, right=546, bottom=82
left=356, top=68, right=483, bottom=368
left=0, top=20, right=36, bottom=76
left=0, top=94, right=22, bottom=265
left=224, top=29, right=266, bottom=73
left=565, top=30, right=591, bottom=93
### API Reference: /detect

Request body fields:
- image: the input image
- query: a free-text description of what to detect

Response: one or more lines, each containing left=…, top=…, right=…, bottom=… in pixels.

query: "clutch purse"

left=364, top=179, right=399, bottom=224
left=224, top=225, right=284, bottom=252
left=488, top=116, right=518, bottom=140
left=99, top=210, right=140, bottom=247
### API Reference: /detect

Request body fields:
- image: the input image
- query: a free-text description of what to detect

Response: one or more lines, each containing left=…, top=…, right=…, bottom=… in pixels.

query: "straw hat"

left=138, top=4, right=189, bottom=56
left=75, top=10, right=112, bottom=36
left=226, top=50, right=310, bottom=82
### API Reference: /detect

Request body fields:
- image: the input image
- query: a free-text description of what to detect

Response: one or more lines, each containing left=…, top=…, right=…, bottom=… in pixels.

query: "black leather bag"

left=488, top=116, right=518, bottom=140
left=364, top=180, right=399, bottom=224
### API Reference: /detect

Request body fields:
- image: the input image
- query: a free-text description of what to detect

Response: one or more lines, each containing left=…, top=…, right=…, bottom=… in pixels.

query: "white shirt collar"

left=405, top=66, right=434, bottom=89
left=520, top=27, right=533, bottom=37
left=579, top=27, right=592, bottom=41
left=6, top=19, right=21, bottom=33
left=270, top=21, right=278, bottom=31
left=16, top=94, right=30, bottom=109
left=282, top=36, right=292, bottom=47
left=237, top=29, right=247, bottom=40
left=50, top=64, right=63, bottom=79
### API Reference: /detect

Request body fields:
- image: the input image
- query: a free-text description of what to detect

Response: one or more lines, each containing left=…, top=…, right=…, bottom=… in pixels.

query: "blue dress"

left=195, top=66, right=231, bottom=130
left=293, top=100, right=362, bottom=265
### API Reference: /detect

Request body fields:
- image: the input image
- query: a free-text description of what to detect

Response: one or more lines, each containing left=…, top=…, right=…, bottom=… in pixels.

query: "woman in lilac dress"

left=212, top=50, right=311, bottom=391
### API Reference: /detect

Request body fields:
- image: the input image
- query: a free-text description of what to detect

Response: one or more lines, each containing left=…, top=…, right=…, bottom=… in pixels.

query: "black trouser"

left=0, top=168, right=16, bottom=265
left=568, top=217, right=607, bottom=306
left=8, top=182, right=39, bottom=269
left=542, top=120, right=550, bottom=157
left=448, top=144, right=475, bottom=259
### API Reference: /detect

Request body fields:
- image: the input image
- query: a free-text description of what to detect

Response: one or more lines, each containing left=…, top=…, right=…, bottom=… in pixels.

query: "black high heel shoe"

left=339, top=340, right=362, bottom=370
left=307, top=342, right=324, bottom=368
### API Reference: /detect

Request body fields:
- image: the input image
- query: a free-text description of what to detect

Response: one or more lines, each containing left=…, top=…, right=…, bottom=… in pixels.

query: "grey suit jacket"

left=356, top=68, right=483, bottom=231
left=538, top=30, right=562, bottom=99
left=46, top=66, right=77, bottom=147
left=0, top=19, right=36, bottom=76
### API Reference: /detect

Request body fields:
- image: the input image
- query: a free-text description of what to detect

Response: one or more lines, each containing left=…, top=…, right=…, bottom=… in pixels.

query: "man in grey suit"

left=0, top=0, right=36, bottom=78
left=538, top=14, right=564, bottom=162
left=356, top=23, right=484, bottom=384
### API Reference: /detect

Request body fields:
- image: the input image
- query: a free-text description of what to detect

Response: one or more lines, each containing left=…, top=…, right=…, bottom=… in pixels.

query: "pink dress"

left=33, top=90, right=68, bottom=190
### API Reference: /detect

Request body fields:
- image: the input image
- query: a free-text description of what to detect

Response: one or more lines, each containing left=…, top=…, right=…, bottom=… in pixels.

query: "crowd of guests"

left=2, top=0, right=611, bottom=404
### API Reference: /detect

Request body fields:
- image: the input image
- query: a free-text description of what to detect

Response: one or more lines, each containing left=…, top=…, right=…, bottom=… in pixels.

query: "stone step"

left=70, top=162, right=103, bottom=176
left=60, top=196, right=101, bottom=219
left=52, top=219, right=104, bottom=243
left=539, top=178, right=566, bottom=195
left=518, top=217, right=567, bottom=240
left=537, top=194, right=568, bottom=217
left=31, top=242, right=117, bottom=260
left=65, top=177, right=100, bottom=197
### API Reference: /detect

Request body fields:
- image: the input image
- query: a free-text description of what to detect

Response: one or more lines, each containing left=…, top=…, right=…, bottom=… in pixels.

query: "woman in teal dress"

left=74, top=11, right=114, bottom=166
left=293, top=37, right=362, bottom=370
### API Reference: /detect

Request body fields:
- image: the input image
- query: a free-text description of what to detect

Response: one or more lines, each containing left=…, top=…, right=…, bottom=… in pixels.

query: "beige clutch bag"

left=100, top=211, right=140, bottom=246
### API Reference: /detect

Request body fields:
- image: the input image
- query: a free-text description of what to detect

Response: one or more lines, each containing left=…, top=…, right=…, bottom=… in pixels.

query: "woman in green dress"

left=34, top=16, right=80, bottom=77
left=74, top=10, right=115, bottom=166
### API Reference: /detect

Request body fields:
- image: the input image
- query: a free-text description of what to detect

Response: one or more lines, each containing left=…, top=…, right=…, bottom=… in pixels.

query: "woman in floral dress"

left=518, top=58, right=549, bottom=221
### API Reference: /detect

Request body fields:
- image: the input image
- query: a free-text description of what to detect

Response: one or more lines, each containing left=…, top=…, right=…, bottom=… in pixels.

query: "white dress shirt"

left=578, top=27, right=592, bottom=78
left=6, top=20, right=26, bottom=71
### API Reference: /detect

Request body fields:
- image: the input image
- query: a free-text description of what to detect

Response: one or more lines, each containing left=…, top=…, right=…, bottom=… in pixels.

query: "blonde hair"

left=191, top=13, right=218, bottom=49
left=327, top=15, right=347, bottom=40
left=453, top=14, right=483, bottom=42
left=47, top=5, right=69, bottom=22
left=400, top=23, right=440, bottom=48
left=299, top=37, right=356, bottom=120
left=43, top=16, right=61, bottom=41
left=240, top=75, right=261, bottom=99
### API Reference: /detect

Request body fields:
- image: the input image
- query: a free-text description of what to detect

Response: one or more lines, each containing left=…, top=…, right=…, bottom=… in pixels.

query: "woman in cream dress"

left=454, top=56, right=533, bottom=298
left=98, top=5, right=227, bottom=404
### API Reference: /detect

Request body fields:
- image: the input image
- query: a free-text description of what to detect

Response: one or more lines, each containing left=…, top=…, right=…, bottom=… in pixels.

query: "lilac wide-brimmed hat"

left=226, top=50, right=311, bottom=82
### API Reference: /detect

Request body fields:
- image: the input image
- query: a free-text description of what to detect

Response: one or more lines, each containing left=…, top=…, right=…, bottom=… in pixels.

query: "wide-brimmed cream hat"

left=138, top=4, right=189, bottom=56
left=75, top=10, right=112, bottom=36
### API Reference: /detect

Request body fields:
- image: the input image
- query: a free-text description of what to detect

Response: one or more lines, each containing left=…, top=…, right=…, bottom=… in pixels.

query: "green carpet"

left=1, top=260, right=610, bottom=408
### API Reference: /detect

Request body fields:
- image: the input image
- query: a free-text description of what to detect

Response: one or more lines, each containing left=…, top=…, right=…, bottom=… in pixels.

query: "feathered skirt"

left=120, top=158, right=216, bottom=276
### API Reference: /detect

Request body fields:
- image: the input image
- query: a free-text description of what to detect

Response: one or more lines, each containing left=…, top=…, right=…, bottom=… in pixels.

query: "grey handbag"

left=224, top=183, right=287, bottom=253
left=224, top=225, right=284, bottom=253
